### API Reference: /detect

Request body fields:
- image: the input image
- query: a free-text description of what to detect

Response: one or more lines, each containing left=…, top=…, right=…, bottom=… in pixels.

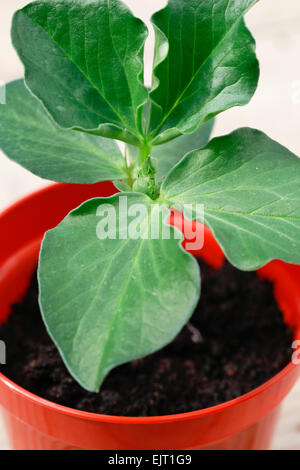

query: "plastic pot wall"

left=0, top=182, right=299, bottom=450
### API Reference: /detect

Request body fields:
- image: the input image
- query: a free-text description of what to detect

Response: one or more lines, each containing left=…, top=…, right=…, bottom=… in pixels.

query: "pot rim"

left=0, top=359, right=297, bottom=424
left=0, top=183, right=299, bottom=425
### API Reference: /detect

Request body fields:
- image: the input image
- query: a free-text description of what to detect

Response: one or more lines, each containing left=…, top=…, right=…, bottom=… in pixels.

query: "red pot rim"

left=0, top=183, right=299, bottom=425
left=0, top=349, right=298, bottom=425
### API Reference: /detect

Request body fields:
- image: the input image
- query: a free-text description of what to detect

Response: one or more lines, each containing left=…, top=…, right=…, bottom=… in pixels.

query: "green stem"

left=133, top=142, right=160, bottom=199
left=138, top=143, right=152, bottom=166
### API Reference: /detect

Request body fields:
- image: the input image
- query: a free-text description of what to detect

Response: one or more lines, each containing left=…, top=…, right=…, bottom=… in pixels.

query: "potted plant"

left=0, top=0, right=300, bottom=450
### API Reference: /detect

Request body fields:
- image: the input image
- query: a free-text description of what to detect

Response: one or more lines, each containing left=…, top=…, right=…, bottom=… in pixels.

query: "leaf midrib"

left=205, top=212, right=299, bottom=257
left=151, top=9, right=247, bottom=136
left=72, top=214, right=151, bottom=387
left=205, top=207, right=300, bottom=222
left=22, top=9, right=142, bottom=139
left=1, top=101, right=124, bottom=170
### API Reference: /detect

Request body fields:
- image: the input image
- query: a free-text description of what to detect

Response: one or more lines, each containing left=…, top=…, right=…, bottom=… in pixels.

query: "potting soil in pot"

left=0, top=259, right=293, bottom=416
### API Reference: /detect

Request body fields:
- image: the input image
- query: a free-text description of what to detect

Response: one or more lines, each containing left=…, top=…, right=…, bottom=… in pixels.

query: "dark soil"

left=0, top=259, right=293, bottom=416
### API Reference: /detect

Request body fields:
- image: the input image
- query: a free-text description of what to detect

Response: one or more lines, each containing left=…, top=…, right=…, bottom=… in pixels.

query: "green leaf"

left=12, top=0, right=149, bottom=145
left=0, top=80, right=126, bottom=184
left=38, top=192, right=200, bottom=391
left=161, top=128, right=300, bottom=270
left=126, top=119, right=214, bottom=182
left=153, top=119, right=214, bottom=181
left=149, top=0, right=259, bottom=144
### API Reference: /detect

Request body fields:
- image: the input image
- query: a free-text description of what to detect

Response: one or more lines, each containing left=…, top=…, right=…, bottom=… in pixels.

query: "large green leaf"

left=38, top=193, right=200, bottom=391
left=149, top=0, right=259, bottom=144
left=12, top=0, right=149, bottom=145
left=161, top=128, right=300, bottom=270
left=0, top=80, right=126, bottom=184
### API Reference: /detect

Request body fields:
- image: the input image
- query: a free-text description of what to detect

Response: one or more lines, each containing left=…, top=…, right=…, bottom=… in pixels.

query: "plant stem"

left=133, top=142, right=160, bottom=199
left=138, top=143, right=152, bottom=166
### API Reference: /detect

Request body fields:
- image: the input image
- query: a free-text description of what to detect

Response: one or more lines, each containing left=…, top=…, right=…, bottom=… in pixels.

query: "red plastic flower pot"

left=0, top=182, right=299, bottom=450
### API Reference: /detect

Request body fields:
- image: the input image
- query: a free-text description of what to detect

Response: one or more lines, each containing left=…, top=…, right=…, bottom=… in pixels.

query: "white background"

left=1, top=0, right=300, bottom=450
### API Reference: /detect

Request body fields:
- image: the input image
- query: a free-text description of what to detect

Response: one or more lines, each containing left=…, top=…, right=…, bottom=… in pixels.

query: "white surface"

left=1, top=0, right=300, bottom=450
